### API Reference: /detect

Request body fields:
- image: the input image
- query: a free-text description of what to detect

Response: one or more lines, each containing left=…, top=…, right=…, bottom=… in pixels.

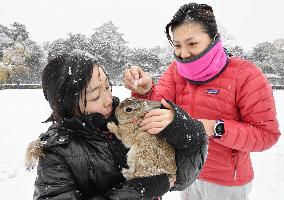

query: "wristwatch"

left=213, top=119, right=225, bottom=138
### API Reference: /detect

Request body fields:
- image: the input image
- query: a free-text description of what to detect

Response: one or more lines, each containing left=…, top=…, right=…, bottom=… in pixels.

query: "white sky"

left=1, top=0, right=283, bottom=50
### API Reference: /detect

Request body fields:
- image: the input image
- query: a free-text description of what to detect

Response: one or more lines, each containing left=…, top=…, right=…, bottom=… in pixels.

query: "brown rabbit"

left=107, top=97, right=176, bottom=181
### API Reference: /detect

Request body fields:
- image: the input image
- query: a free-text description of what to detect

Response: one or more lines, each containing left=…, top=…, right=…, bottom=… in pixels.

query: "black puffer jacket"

left=33, top=97, right=207, bottom=199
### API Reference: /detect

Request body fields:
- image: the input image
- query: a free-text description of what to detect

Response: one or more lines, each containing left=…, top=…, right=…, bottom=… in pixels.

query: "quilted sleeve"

left=215, top=60, right=281, bottom=152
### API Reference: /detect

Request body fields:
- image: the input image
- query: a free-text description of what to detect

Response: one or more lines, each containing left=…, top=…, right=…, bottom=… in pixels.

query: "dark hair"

left=165, top=3, right=218, bottom=45
left=42, top=50, right=101, bottom=123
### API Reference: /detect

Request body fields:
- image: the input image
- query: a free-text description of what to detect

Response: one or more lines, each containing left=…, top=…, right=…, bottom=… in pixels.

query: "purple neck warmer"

left=174, top=39, right=228, bottom=82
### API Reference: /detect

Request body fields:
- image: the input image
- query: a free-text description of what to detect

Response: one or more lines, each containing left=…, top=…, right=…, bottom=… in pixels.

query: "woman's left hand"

left=140, top=99, right=174, bottom=134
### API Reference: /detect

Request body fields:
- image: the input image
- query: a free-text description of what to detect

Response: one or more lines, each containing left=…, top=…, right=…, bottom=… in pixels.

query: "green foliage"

left=10, top=22, right=29, bottom=41
left=0, top=65, right=9, bottom=83
left=46, top=21, right=163, bottom=85
left=249, top=40, right=284, bottom=78
left=127, top=48, right=161, bottom=73
left=0, top=22, right=45, bottom=84
left=0, top=21, right=283, bottom=86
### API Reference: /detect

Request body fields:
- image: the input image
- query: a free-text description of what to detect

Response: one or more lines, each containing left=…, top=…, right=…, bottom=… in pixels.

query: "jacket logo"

left=207, top=89, right=219, bottom=94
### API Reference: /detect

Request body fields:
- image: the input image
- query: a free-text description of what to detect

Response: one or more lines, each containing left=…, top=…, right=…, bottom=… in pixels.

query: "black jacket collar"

left=40, top=97, right=120, bottom=147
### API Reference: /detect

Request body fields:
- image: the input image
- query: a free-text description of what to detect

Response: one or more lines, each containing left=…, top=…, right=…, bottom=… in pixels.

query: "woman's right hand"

left=123, top=66, right=153, bottom=95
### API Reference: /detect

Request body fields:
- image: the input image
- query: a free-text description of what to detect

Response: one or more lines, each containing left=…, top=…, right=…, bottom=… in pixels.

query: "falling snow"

left=68, top=66, right=72, bottom=75
left=0, top=87, right=283, bottom=200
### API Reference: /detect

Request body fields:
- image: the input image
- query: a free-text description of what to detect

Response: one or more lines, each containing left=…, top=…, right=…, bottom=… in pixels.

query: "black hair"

left=42, top=50, right=105, bottom=123
left=165, top=3, right=218, bottom=45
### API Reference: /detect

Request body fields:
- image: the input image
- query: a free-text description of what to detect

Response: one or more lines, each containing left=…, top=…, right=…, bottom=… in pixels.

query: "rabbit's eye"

left=124, top=107, right=133, bottom=113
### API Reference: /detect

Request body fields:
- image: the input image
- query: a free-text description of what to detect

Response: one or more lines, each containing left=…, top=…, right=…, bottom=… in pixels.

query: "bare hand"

left=140, top=99, right=174, bottom=134
left=123, top=66, right=153, bottom=95
left=169, top=177, right=176, bottom=188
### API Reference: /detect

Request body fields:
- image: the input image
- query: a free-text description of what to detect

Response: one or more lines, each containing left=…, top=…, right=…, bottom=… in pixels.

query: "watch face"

left=216, top=123, right=224, bottom=135
left=214, top=120, right=225, bottom=138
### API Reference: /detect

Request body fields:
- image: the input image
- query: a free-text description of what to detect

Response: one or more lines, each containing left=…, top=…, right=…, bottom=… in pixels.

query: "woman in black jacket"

left=26, top=50, right=208, bottom=200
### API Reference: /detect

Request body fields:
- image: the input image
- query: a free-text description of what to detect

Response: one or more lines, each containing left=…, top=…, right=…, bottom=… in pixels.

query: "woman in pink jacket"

left=123, top=3, right=281, bottom=200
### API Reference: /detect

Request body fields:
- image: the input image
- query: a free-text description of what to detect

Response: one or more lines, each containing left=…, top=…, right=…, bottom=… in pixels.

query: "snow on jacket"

left=30, top=97, right=207, bottom=199
left=133, top=57, right=280, bottom=186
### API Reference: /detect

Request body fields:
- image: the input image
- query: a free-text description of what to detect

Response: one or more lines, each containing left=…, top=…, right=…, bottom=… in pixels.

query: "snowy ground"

left=0, top=87, right=283, bottom=200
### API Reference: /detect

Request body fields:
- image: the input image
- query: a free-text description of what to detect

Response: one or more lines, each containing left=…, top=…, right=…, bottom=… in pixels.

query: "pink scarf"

left=175, top=39, right=228, bottom=82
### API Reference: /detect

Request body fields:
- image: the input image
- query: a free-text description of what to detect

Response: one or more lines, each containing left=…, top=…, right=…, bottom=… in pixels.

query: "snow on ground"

left=0, top=87, right=283, bottom=200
